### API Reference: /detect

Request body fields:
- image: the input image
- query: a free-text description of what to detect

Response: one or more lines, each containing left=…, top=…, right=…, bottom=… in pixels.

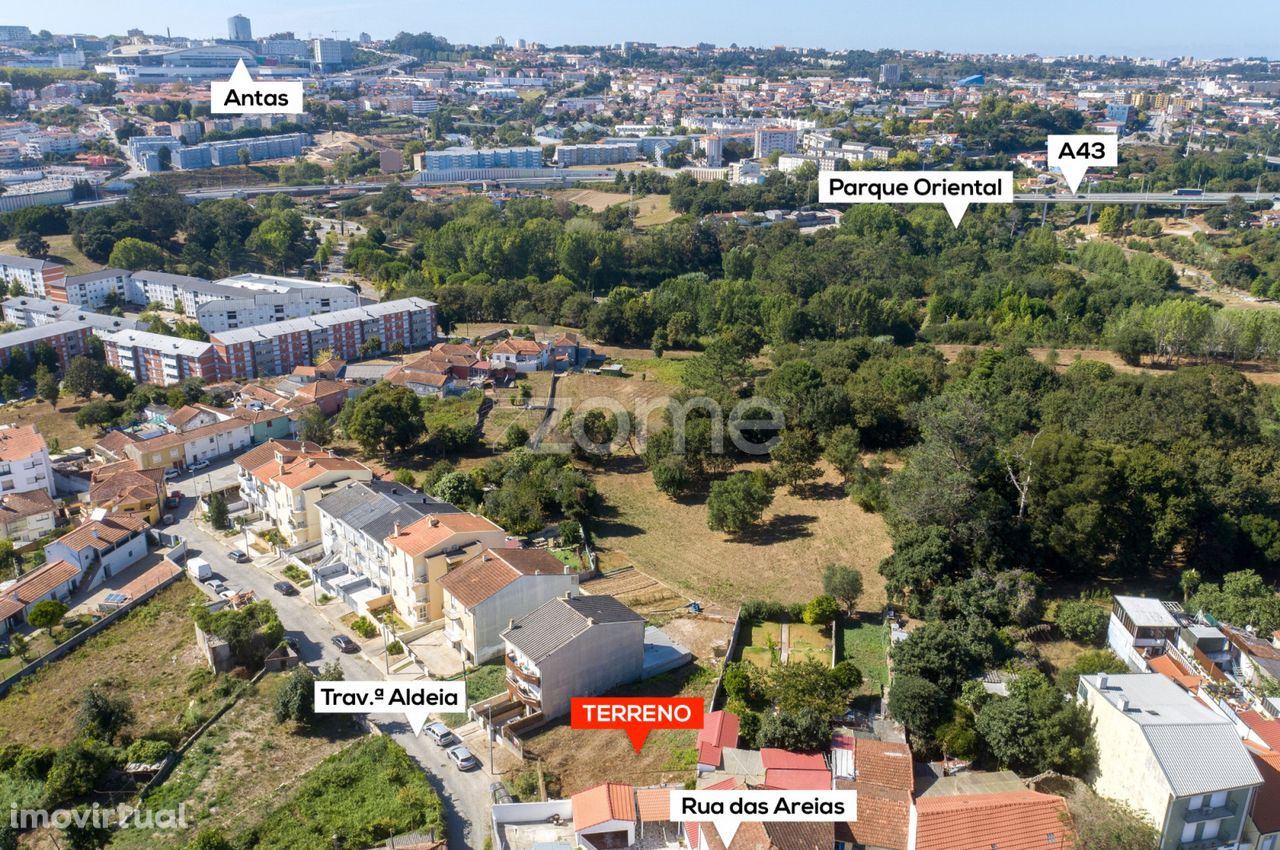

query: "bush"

left=124, top=739, right=172, bottom=765
left=802, top=594, right=841, bottom=627
left=888, top=674, right=949, bottom=740
left=740, top=599, right=806, bottom=623
left=349, top=616, right=377, bottom=639
left=387, top=640, right=404, bottom=655
left=1056, top=600, right=1109, bottom=645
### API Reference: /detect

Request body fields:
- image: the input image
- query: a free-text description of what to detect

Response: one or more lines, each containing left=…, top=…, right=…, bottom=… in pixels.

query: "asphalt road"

left=171, top=496, right=494, bottom=849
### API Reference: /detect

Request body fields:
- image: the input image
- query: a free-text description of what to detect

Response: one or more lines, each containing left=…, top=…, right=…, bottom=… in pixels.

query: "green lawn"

left=787, top=622, right=832, bottom=665
left=839, top=616, right=890, bottom=694
left=618, top=356, right=688, bottom=385
left=442, top=660, right=509, bottom=727
left=738, top=622, right=782, bottom=668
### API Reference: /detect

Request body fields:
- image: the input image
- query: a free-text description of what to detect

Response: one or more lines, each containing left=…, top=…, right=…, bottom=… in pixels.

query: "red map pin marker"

left=571, top=697, right=705, bottom=752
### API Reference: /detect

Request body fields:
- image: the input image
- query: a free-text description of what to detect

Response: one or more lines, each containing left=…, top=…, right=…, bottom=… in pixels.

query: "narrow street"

left=171, top=493, right=494, bottom=849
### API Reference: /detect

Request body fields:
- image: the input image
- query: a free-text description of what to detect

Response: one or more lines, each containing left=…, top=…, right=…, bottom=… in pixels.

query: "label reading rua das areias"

left=818, top=170, right=1013, bottom=227
left=669, top=790, right=857, bottom=845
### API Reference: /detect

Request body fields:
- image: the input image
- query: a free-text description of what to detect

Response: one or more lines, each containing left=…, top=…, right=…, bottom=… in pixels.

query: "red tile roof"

left=697, top=710, right=740, bottom=767
left=1247, top=744, right=1280, bottom=834
left=914, top=791, right=1076, bottom=850
left=53, top=514, right=149, bottom=551
left=0, top=489, right=57, bottom=523
left=572, top=782, right=636, bottom=831
left=834, top=781, right=909, bottom=850
left=761, top=748, right=831, bottom=789
left=0, top=425, right=47, bottom=461
left=1149, top=653, right=1204, bottom=692
left=386, top=513, right=503, bottom=557
left=3, top=559, right=79, bottom=605
left=438, top=548, right=566, bottom=608
left=1239, top=710, right=1280, bottom=751
left=635, top=787, right=671, bottom=822
left=853, top=737, right=914, bottom=793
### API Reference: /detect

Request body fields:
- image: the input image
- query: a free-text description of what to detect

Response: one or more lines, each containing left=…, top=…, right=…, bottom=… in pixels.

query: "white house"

left=438, top=547, right=579, bottom=664
left=489, top=338, right=550, bottom=372
left=0, top=424, right=55, bottom=498
left=42, top=512, right=150, bottom=591
left=1107, top=595, right=1182, bottom=669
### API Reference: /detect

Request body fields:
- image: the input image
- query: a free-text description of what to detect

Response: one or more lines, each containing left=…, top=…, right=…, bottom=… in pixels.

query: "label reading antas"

left=818, top=170, right=1013, bottom=227
left=313, top=680, right=466, bottom=735
left=211, top=60, right=304, bottom=114
left=1047, top=134, right=1117, bottom=194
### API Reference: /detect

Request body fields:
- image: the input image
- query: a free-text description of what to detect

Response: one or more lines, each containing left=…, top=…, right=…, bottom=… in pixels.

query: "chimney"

left=508, top=618, right=516, bottom=631
left=428, top=517, right=439, bottom=528
left=393, top=521, right=401, bottom=537
left=586, top=617, right=595, bottom=626
left=564, top=590, right=573, bottom=599
left=1097, top=674, right=1108, bottom=690
left=1118, top=696, right=1130, bottom=712
left=535, top=569, right=541, bottom=576
left=564, top=564, right=571, bottom=575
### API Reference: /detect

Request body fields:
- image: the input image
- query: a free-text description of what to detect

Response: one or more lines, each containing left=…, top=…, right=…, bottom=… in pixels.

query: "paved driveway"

left=171, top=501, right=496, bottom=848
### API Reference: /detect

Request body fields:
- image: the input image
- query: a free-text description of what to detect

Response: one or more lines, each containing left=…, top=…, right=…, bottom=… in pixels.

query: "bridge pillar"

left=1086, top=204, right=1093, bottom=226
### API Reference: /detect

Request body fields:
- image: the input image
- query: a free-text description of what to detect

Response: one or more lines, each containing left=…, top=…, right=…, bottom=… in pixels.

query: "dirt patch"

left=581, top=567, right=689, bottom=616
left=659, top=615, right=735, bottom=661
left=1, top=396, right=109, bottom=451
left=592, top=460, right=891, bottom=608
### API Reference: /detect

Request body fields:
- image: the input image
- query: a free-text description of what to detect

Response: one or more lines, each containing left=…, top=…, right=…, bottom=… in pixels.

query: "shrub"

left=124, top=739, right=172, bottom=765
left=349, top=616, right=377, bottom=639
left=1056, top=600, right=1109, bottom=645
left=387, top=640, right=404, bottom=656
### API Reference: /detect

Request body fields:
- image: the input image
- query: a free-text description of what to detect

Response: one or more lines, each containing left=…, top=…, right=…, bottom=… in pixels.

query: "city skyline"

left=8, top=0, right=1278, bottom=60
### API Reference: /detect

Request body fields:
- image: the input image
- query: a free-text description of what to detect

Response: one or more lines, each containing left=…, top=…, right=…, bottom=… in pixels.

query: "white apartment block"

left=752, top=127, right=799, bottom=158
left=0, top=425, right=55, bottom=498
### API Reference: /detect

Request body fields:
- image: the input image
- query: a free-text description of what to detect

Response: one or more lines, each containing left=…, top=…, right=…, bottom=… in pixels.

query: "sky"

left=11, top=0, right=1278, bottom=59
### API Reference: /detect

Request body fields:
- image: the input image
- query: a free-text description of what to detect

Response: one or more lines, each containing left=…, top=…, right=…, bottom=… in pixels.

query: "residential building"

left=157, top=273, right=359, bottom=334
left=913, top=791, right=1076, bottom=850
left=50, top=268, right=132, bottom=306
left=490, top=338, right=550, bottom=372
left=1108, top=595, right=1183, bottom=669
left=753, top=127, right=798, bottom=158
left=122, top=417, right=254, bottom=471
left=225, top=406, right=294, bottom=443
left=0, top=320, right=90, bottom=371
left=0, top=488, right=58, bottom=543
left=241, top=447, right=372, bottom=545
left=312, top=38, right=354, bottom=71
left=501, top=593, right=645, bottom=721
left=439, top=547, right=580, bottom=664
left=314, top=480, right=457, bottom=614
left=233, top=439, right=322, bottom=513
left=554, top=143, right=640, bottom=166
left=384, top=513, right=511, bottom=626
left=832, top=733, right=914, bottom=850
left=879, top=63, right=903, bottom=85
left=3, top=296, right=145, bottom=334
left=87, top=460, right=167, bottom=524
left=696, top=710, right=740, bottom=773
left=571, top=783, right=637, bottom=849
left=0, top=559, right=80, bottom=637
left=0, top=425, right=54, bottom=498
left=415, top=147, right=544, bottom=172
left=101, top=329, right=218, bottom=386
left=43, top=513, right=150, bottom=591
left=1245, top=746, right=1280, bottom=850
left=209, top=297, right=438, bottom=380
left=1079, top=673, right=1262, bottom=850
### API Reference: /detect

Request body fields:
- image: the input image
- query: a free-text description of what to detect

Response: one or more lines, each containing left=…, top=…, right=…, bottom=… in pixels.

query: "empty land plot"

left=0, top=581, right=208, bottom=747
left=109, top=674, right=362, bottom=849
left=523, top=662, right=715, bottom=794
left=739, top=621, right=783, bottom=668
left=786, top=623, right=832, bottom=665
left=0, top=234, right=101, bottom=276
left=553, top=188, right=633, bottom=212
left=838, top=616, right=890, bottom=695
left=581, top=567, right=688, bottom=616
left=592, top=463, right=891, bottom=608
left=0, top=396, right=110, bottom=450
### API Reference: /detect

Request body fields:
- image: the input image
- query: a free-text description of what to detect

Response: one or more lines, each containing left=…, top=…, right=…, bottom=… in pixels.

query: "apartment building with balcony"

left=234, top=440, right=322, bottom=512
left=1108, top=594, right=1183, bottom=669
left=0, top=489, right=57, bottom=543
left=210, top=297, right=438, bottom=380
left=3, top=296, right=146, bottom=335
left=0, top=321, right=91, bottom=371
left=438, top=548, right=579, bottom=664
left=55, top=268, right=133, bottom=306
left=122, top=417, right=253, bottom=472
left=1079, top=673, right=1262, bottom=850
left=314, top=480, right=458, bottom=611
left=101, top=328, right=218, bottom=387
left=0, top=425, right=55, bottom=498
left=239, top=447, right=372, bottom=546
left=384, top=513, right=510, bottom=626
left=500, top=594, right=645, bottom=721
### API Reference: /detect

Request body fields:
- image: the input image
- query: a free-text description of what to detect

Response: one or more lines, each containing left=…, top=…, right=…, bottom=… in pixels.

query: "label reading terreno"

left=818, top=170, right=1013, bottom=226
left=313, top=680, right=466, bottom=735
left=211, top=60, right=304, bottom=115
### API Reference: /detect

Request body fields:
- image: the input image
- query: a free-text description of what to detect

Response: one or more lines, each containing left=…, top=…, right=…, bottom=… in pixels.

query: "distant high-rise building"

left=879, top=63, right=902, bottom=85
left=227, top=14, right=252, bottom=42
left=312, top=38, right=354, bottom=70
left=359, top=32, right=371, bottom=44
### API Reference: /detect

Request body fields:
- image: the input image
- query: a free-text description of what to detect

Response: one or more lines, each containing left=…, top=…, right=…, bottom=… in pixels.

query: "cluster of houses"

left=370, top=331, right=598, bottom=397
left=494, top=708, right=1078, bottom=850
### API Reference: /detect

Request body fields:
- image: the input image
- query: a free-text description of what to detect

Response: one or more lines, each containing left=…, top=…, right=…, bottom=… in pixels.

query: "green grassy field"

left=839, top=615, right=890, bottom=695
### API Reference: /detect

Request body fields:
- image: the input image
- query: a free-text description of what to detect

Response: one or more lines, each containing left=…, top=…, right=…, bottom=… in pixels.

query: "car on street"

left=190, top=460, right=211, bottom=471
left=228, top=550, right=250, bottom=563
left=331, top=635, right=359, bottom=653
left=165, top=492, right=182, bottom=509
left=425, top=722, right=458, bottom=747
left=204, top=578, right=226, bottom=593
left=447, top=745, right=478, bottom=770
left=218, top=588, right=239, bottom=600
left=272, top=580, right=298, bottom=596
left=163, top=468, right=180, bottom=481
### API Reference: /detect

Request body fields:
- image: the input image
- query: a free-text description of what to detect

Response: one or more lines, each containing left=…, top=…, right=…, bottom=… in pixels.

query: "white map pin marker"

left=942, top=198, right=971, bottom=227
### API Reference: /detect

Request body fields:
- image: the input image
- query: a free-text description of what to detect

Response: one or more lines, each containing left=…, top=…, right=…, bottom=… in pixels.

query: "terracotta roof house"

left=914, top=791, right=1076, bottom=850
left=438, top=547, right=578, bottom=664
left=0, top=559, right=80, bottom=637
left=245, top=450, right=372, bottom=547
left=760, top=748, right=832, bottom=791
left=490, top=337, right=550, bottom=372
left=0, top=488, right=58, bottom=544
left=43, top=513, right=150, bottom=590
left=88, top=461, right=166, bottom=524
left=572, top=782, right=637, bottom=847
left=697, top=710, right=741, bottom=772
left=1246, top=744, right=1280, bottom=850
left=384, top=513, right=510, bottom=626
left=93, top=429, right=142, bottom=463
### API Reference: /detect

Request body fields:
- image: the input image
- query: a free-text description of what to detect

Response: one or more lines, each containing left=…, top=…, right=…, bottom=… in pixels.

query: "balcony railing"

left=506, top=654, right=541, bottom=686
left=1182, top=804, right=1234, bottom=824
left=510, top=679, right=541, bottom=707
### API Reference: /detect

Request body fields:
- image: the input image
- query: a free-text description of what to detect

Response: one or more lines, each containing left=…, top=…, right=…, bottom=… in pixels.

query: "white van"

left=186, top=557, right=212, bottom=582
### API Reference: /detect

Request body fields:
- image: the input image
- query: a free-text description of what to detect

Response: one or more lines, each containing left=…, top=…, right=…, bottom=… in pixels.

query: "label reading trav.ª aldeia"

left=313, top=680, right=466, bottom=735
left=818, top=170, right=1013, bottom=227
